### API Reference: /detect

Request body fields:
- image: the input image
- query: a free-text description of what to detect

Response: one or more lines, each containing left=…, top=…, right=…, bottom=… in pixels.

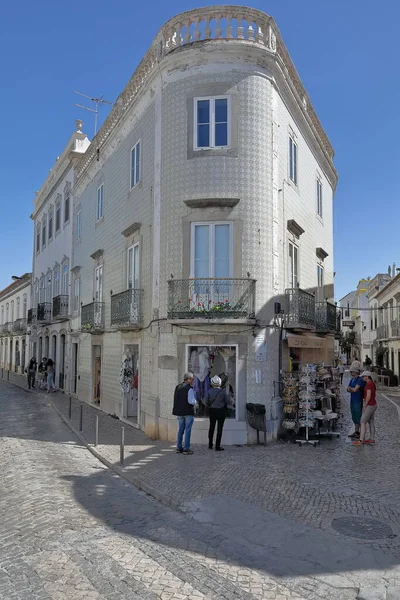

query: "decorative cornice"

left=0, top=274, right=31, bottom=301
left=287, top=219, right=304, bottom=238
left=90, top=249, right=104, bottom=261
left=75, top=6, right=336, bottom=186
left=184, top=198, right=240, bottom=209
left=121, top=222, right=141, bottom=237
left=71, top=265, right=81, bottom=274
left=316, top=247, right=329, bottom=261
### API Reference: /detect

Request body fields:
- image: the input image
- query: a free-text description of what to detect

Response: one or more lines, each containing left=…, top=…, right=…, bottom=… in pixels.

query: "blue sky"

left=1, top=0, right=398, bottom=299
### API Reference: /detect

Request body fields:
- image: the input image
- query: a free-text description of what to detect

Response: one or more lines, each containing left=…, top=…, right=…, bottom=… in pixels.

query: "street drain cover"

left=331, top=516, right=394, bottom=540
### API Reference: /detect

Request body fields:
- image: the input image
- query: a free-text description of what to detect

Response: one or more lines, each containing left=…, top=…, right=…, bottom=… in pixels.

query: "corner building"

left=72, top=6, right=338, bottom=444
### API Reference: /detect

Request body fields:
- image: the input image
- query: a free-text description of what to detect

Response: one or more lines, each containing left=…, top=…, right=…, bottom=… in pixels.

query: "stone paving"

left=2, top=375, right=400, bottom=598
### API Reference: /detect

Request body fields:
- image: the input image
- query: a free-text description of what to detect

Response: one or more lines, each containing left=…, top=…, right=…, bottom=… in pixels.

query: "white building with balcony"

left=70, top=6, right=338, bottom=444
left=0, top=274, right=31, bottom=374
left=372, top=272, right=400, bottom=376
left=30, top=121, right=90, bottom=390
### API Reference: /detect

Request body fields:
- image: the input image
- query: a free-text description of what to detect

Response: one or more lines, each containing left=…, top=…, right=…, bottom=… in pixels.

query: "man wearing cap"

left=347, top=364, right=365, bottom=439
left=173, top=372, right=197, bottom=455
left=206, top=375, right=234, bottom=451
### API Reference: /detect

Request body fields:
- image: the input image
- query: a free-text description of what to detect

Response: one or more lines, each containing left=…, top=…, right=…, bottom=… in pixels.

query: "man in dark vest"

left=173, top=372, right=196, bottom=455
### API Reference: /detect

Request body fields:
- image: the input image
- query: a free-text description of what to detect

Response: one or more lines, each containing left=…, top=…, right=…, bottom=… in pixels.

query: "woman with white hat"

left=353, top=371, right=377, bottom=445
left=206, top=375, right=234, bottom=451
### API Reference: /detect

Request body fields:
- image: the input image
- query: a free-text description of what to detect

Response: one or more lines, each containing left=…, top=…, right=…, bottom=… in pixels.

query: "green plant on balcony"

left=82, top=323, right=93, bottom=331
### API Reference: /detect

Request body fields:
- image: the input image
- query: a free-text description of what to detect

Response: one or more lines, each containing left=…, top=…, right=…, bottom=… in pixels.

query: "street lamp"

left=11, top=276, right=21, bottom=281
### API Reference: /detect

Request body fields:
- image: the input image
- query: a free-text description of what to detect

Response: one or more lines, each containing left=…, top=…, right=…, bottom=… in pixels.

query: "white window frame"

left=64, top=190, right=70, bottom=224
left=1, top=307, right=4, bottom=325
left=190, top=222, right=233, bottom=279
left=48, top=207, right=54, bottom=241
left=289, top=135, right=298, bottom=185
left=55, top=201, right=61, bottom=233
left=62, top=262, right=69, bottom=296
left=316, top=177, right=323, bottom=217
left=46, top=271, right=52, bottom=303
left=42, top=216, right=47, bottom=249
left=127, top=243, right=140, bottom=289
left=317, top=264, right=324, bottom=289
left=96, top=184, right=104, bottom=221
left=73, top=277, right=80, bottom=312
left=76, top=210, right=81, bottom=239
left=193, top=96, right=231, bottom=151
left=10, top=300, right=14, bottom=323
left=36, top=225, right=41, bottom=254
left=130, top=141, right=141, bottom=189
left=53, top=268, right=60, bottom=298
left=16, top=297, right=20, bottom=319
left=22, top=295, right=27, bottom=319
left=288, top=241, right=299, bottom=289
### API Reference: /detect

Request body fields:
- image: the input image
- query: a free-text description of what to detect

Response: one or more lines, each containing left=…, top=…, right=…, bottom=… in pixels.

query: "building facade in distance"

left=70, top=6, right=338, bottom=444
left=0, top=274, right=31, bottom=374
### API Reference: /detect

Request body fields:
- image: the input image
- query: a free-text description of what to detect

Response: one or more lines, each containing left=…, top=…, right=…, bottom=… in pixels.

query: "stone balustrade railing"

left=76, top=5, right=334, bottom=181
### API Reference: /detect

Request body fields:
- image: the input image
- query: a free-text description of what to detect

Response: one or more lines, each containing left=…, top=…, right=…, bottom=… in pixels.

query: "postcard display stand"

left=315, top=366, right=341, bottom=439
left=296, top=365, right=319, bottom=446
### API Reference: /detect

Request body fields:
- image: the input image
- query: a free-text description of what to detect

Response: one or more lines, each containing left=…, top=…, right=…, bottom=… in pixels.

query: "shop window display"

left=187, top=345, right=236, bottom=418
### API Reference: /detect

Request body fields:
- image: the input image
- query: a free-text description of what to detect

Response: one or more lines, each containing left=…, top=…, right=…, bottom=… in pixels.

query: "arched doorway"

left=38, top=337, right=43, bottom=361
left=59, top=334, right=65, bottom=389
left=21, top=338, right=26, bottom=373
left=45, top=336, right=50, bottom=359
left=9, top=339, right=13, bottom=371
left=15, top=339, right=19, bottom=373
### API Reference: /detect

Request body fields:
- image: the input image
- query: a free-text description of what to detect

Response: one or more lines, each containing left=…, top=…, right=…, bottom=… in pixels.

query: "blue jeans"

left=47, top=371, right=56, bottom=391
left=177, top=415, right=194, bottom=451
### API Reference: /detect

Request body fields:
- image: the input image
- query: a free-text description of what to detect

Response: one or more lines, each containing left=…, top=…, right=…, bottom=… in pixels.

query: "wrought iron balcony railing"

left=27, top=308, right=37, bottom=325
left=81, top=302, right=105, bottom=332
left=37, top=302, right=52, bottom=324
left=111, top=289, right=143, bottom=327
left=391, top=319, right=400, bottom=338
left=52, top=295, right=69, bottom=320
left=315, top=301, right=338, bottom=333
left=376, top=324, right=389, bottom=340
left=168, top=278, right=256, bottom=320
left=284, top=288, right=316, bottom=329
left=13, top=318, right=27, bottom=334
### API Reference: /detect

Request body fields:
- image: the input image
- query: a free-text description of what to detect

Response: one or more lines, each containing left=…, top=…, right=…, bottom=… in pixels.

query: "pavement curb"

left=1, top=377, right=181, bottom=512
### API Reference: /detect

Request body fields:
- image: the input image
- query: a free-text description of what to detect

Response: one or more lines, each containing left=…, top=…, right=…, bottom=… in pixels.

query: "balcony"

left=315, top=301, right=338, bottom=333
left=284, top=288, right=316, bottom=330
left=37, top=302, right=52, bottom=324
left=391, top=319, right=400, bottom=338
left=27, top=308, right=37, bottom=325
left=111, top=289, right=143, bottom=328
left=376, top=324, right=389, bottom=340
left=168, top=278, right=256, bottom=320
left=13, top=318, right=27, bottom=334
left=81, top=302, right=105, bottom=333
left=0, top=323, right=11, bottom=336
left=52, top=295, right=69, bottom=320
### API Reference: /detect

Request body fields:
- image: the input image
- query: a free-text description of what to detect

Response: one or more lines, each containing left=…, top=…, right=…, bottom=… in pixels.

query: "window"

left=130, top=142, right=141, bottom=188
left=317, top=264, right=324, bottom=288
left=316, top=178, right=323, bottom=217
left=190, top=222, right=232, bottom=278
left=10, top=300, right=14, bottom=323
left=194, top=97, right=229, bottom=150
left=288, top=242, right=298, bottom=289
left=289, top=136, right=298, bottom=184
left=22, top=294, right=27, bottom=319
left=64, top=191, right=70, bottom=224
left=76, top=210, right=81, bottom=239
left=96, top=185, right=104, bottom=220
left=127, top=244, right=140, bottom=289
left=42, top=216, right=47, bottom=248
left=48, top=208, right=53, bottom=240
left=34, top=280, right=39, bottom=305
left=39, top=276, right=45, bottom=303
left=62, top=263, right=69, bottom=295
left=36, top=225, right=40, bottom=253
left=55, top=202, right=61, bottom=233
left=1, top=307, right=3, bottom=325
left=5, top=303, right=9, bottom=322
left=46, top=272, right=52, bottom=302
left=16, top=297, right=20, bottom=319
left=73, top=277, right=80, bottom=311
left=53, top=268, right=60, bottom=297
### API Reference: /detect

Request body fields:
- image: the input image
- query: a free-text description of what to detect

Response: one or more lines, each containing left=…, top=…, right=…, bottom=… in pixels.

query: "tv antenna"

left=74, top=90, right=114, bottom=136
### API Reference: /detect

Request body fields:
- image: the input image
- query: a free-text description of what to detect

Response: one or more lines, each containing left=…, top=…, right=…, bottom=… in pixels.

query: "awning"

left=287, top=334, right=326, bottom=349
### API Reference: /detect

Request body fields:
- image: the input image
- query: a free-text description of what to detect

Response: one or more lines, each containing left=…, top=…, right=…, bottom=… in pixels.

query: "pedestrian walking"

left=364, top=354, right=372, bottom=369
left=353, top=371, right=377, bottom=445
left=38, top=357, right=48, bottom=390
left=338, top=359, right=345, bottom=384
left=206, top=375, right=234, bottom=451
left=173, top=372, right=196, bottom=455
left=26, top=357, right=37, bottom=389
left=46, top=357, right=56, bottom=393
left=346, top=364, right=365, bottom=439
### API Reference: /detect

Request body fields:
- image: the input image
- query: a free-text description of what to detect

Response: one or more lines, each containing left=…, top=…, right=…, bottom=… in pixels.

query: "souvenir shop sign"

left=287, top=335, right=325, bottom=349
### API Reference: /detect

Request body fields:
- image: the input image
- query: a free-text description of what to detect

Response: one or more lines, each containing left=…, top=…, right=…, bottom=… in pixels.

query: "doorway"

left=9, top=339, right=13, bottom=371
left=45, top=336, right=50, bottom=359
left=72, top=343, right=78, bottom=394
left=121, top=344, right=140, bottom=421
left=59, top=334, right=65, bottom=389
left=93, top=345, right=101, bottom=405
left=21, top=338, right=26, bottom=373
left=14, top=339, right=19, bottom=373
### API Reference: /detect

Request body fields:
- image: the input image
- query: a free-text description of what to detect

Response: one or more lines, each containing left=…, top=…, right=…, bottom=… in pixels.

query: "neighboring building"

left=29, top=121, right=90, bottom=390
left=71, top=6, right=338, bottom=444
left=0, top=274, right=31, bottom=374
left=364, top=273, right=392, bottom=363
left=373, top=272, right=400, bottom=375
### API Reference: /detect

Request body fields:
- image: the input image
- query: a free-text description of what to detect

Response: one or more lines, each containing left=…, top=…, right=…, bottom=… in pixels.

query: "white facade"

left=0, top=274, right=31, bottom=374
left=68, top=7, right=338, bottom=445
left=371, top=273, right=400, bottom=376
left=30, top=122, right=90, bottom=390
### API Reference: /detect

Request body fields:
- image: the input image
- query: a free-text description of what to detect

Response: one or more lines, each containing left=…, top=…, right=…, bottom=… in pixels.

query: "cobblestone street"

left=1, top=377, right=400, bottom=599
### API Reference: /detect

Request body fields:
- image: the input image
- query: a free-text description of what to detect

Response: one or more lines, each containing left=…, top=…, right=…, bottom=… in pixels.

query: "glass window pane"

left=136, top=142, right=140, bottom=182
left=194, top=225, right=210, bottom=278
left=127, top=248, right=133, bottom=288
left=214, top=225, right=230, bottom=277
left=215, top=123, right=227, bottom=146
left=197, top=124, right=210, bottom=148
left=131, top=148, right=136, bottom=186
left=215, top=98, right=227, bottom=123
left=133, top=246, right=140, bottom=288
left=197, top=100, right=210, bottom=124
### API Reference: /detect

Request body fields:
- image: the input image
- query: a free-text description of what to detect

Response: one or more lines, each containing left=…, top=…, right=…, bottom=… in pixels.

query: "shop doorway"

left=59, top=334, right=65, bottom=389
left=14, top=339, right=19, bottom=373
left=9, top=339, right=13, bottom=371
left=93, top=345, right=101, bottom=405
left=186, top=345, right=237, bottom=419
left=121, top=344, right=140, bottom=421
left=72, top=343, right=78, bottom=394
